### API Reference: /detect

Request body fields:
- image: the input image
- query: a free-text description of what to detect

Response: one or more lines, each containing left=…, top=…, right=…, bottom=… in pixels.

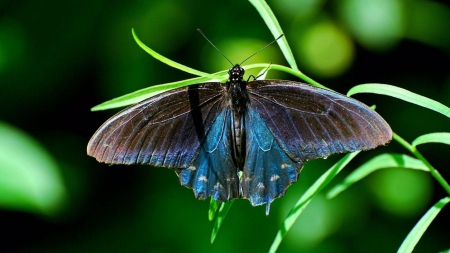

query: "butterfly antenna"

left=197, top=29, right=234, bottom=66
left=240, top=34, right=284, bottom=65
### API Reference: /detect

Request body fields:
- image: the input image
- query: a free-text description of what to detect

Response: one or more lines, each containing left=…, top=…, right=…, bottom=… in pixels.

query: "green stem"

left=393, top=133, right=450, bottom=195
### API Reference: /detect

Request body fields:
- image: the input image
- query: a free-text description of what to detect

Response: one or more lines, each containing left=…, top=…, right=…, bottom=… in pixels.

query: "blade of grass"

left=412, top=132, right=450, bottom=147
left=248, top=0, right=298, bottom=71
left=132, top=29, right=223, bottom=80
left=211, top=200, right=234, bottom=243
left=347, top=84, right=450, bottom=119
left=269, top=151, right=360, bottom=253
left=398, top=197, right=450, bottom=253
left=209, top=198, right=220, bottom=221
left=327, top=153, right=428, bottom=199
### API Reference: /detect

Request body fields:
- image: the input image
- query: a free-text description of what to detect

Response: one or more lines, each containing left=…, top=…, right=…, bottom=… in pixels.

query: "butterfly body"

left=227, top=65, right=249, bottom=170
left=88, top=64, right=392, bottom=214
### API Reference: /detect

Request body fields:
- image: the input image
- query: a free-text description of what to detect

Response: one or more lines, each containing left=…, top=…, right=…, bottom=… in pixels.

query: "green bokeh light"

left=338, top=0, right=404, bottom=51
left=282, top=195, right=340, bottom=250
left=405, top=0, right=450, bottom=49
left=297, top=20, right=354, bottom=78
left=368, top=168, right=433, bottom=217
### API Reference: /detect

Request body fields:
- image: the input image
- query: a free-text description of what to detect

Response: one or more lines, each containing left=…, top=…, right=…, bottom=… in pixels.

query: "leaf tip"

left=90, top=105, right=101, bottom=112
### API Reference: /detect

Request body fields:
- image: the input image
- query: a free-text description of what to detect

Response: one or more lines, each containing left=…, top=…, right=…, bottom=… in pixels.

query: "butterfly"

left=87, top=34, right=392, bottom=215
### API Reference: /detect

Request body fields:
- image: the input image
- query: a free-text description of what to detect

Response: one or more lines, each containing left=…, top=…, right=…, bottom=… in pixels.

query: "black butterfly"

left=87, top=33, right=392, bottom=214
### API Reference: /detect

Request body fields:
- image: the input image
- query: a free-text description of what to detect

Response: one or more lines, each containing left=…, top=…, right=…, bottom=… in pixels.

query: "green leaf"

left=0, top=122, right=67, bottom=216
left=209, top=197, right=220, bottom=221
left=269, top=151, right=360, bottom=253
left=91, top=73, right=227, bottom=111
left=412, top=132, right=450, bottom=147
left=132, top=29, right=224, bottom=80
left=398, top=197, right=450, bottom=253
left=327, top=153, right=429, bottom=199
left=347, top=84, right=450, bottom=119
left=248, top=0, right=298, bottom=71
left=211, top=200, right=234, bottom=243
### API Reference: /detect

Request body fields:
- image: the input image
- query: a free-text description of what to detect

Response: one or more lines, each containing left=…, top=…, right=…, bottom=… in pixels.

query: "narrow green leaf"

left=398, top=197, right=450, bottom=253
left=248, top=0, right=298, bottom=71
left=211, top=200, right=234, bottom=243
left=412, top=132, right=450, bottom=147
left=347, top=84, right=450, bottom=119
left=439, top=249, right=450, bottom=253
left=132, top=29, right=223, bottom=80
left=269, top=151, right=360, bottom=253
left=91, top=73, right=227, bottom=111
left=327, top=153, right=429, bottom=199
left=209, top=197, right=220, bottom=221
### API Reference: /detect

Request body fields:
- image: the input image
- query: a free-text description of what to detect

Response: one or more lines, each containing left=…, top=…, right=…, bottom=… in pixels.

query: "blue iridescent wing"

left=87, top=83, right=239, bottom=201
left=243, top=80, right=392, bottom=211
left=242, top=107, right=303, bottom=214
left=175, top=109, right=239, bottom=201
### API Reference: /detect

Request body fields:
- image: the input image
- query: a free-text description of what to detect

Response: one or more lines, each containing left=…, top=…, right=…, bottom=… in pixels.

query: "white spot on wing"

left=187, top=166, right=196, bottom=171
left=281, top=163, right=291, bottom=169
left=198, top=176, right=208, bottom=182
left=257, top=182, right=265, bottom=190
left=214, top=183, right=223, bottom=190
left=270, top=175, right=280, bottom=181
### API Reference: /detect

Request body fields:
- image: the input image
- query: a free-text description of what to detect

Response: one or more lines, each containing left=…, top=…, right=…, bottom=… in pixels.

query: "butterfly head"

left=226, top=64, right=248, bottom=112
left=228, top=64, right=245, bottom=83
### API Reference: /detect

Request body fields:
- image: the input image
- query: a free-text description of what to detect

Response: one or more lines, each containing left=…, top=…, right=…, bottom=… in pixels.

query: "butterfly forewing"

left=87, top=83, right=227, bottom=168
left=246, top=80, right=392, bottom=163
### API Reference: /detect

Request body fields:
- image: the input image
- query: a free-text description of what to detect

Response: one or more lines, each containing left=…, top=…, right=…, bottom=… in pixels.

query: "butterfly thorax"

left=226, top=64, right=248, bottom=170
left=227, top=64, right=248, bottom=113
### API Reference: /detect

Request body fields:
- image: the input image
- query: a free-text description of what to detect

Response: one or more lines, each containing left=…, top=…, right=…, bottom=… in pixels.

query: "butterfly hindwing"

left=247, top=80, right=392, bottom=163
left=242, top=107, right=303, bottom=214
left=175, top=109, right=239, bottom=201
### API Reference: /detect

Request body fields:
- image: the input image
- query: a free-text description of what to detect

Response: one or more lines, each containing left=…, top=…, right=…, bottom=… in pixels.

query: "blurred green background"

left=1, top=0, right=450, bottom=252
